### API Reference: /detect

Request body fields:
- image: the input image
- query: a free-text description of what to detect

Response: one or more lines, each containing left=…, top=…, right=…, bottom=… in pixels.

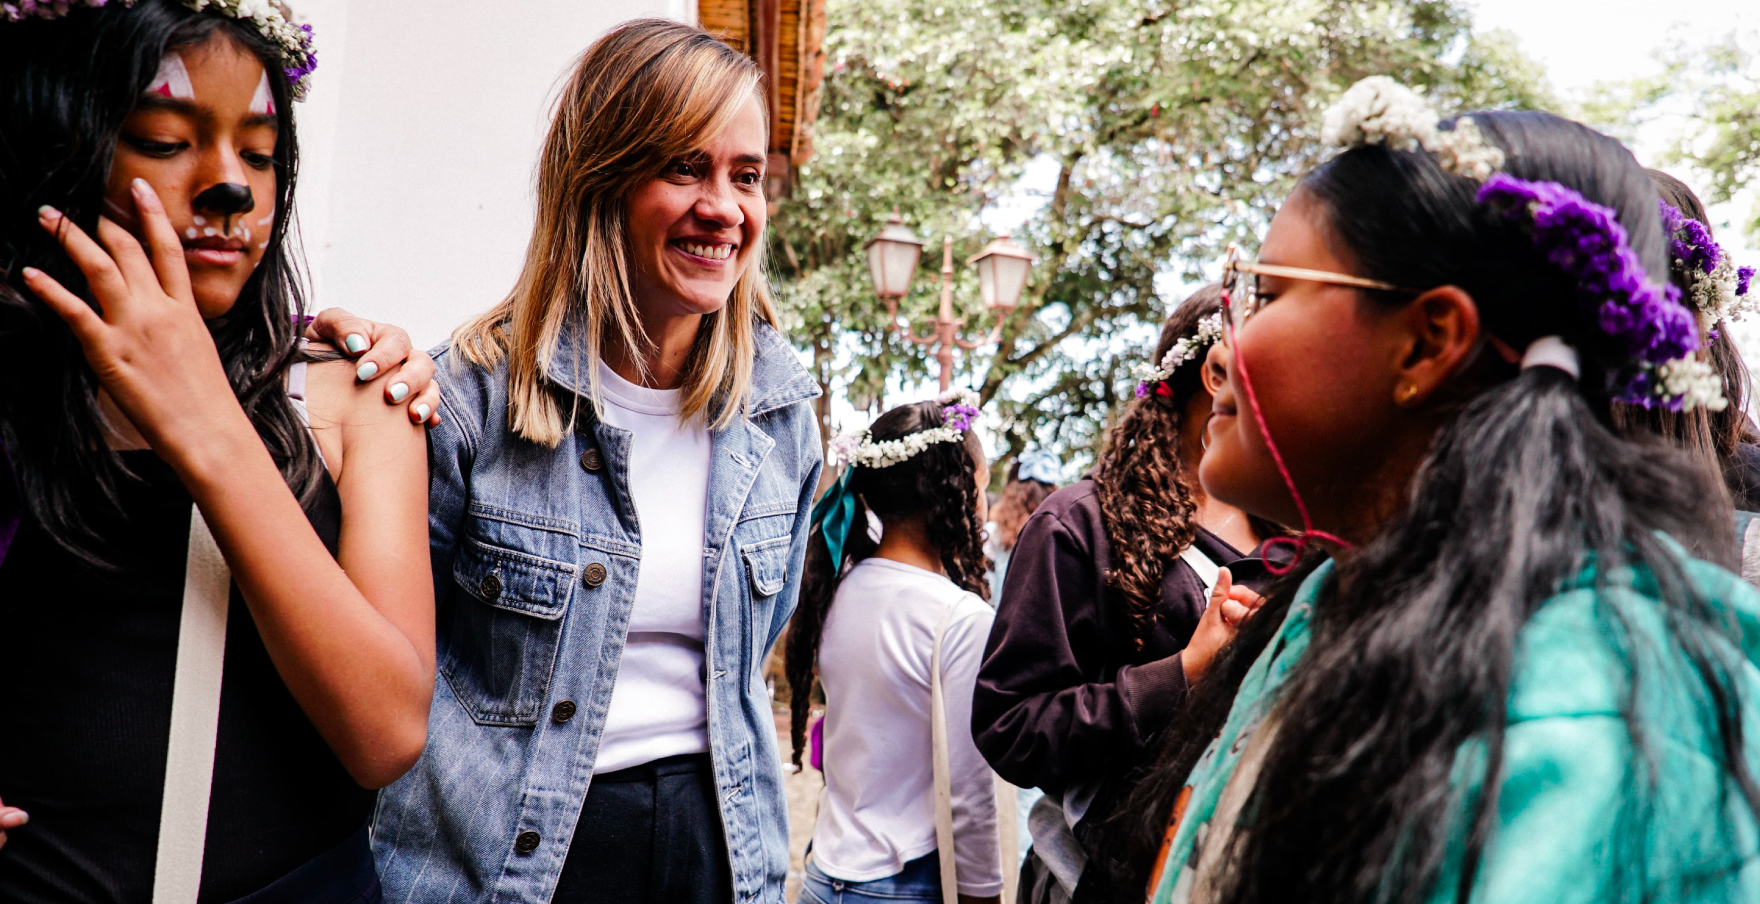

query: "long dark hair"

left=1611, top=169, right=1757, bottom=494
left=783, top=399, right=990, bottom=766
left=1092, top=285, right=1220, bottom=650
left=1110, top=111, right=1759, bottom=903
left=0, top=0, right=320, bottom=564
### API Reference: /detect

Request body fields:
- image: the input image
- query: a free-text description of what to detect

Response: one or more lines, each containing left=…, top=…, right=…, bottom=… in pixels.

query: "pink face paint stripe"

left=147, top=52, right=196, bottom=100
left=249, top=72, right=274, bottom=117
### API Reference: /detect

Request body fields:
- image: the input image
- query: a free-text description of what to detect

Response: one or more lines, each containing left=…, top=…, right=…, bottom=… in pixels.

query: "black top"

left=0, top=451, right=375, bottom=904
left=973, top=479, right=1278, bottom=800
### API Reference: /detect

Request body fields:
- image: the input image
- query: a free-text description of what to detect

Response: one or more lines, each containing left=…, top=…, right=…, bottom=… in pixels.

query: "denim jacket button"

left=583, top=563, right=608, bottom=587
left=579, top=449, right=604, bottom=472
left=514, top=830, right=541, bottom=854
left=478, top=573, right=502, bottom=600
left=551, top=700, right=576, bottom=724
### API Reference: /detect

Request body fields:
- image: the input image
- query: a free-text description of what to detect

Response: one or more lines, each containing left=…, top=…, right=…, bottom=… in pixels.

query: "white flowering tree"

left=770, top=0, right=1550, bottom=472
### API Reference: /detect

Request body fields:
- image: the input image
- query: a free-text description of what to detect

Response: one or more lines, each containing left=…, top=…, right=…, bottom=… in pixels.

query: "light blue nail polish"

left=356, top=361, right=378, bottom=381
left=390, top=382, right=409, bottom=402
left=416, top=404, right=432, bottom=422
left=344, top=333, right=369, bottom=354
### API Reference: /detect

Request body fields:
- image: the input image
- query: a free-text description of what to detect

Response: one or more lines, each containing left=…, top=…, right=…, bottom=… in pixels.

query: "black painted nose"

left=193, top=182, right=255, bottom=216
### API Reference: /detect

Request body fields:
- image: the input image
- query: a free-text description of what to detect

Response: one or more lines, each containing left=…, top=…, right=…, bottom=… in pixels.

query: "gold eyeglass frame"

left=1219, top=244, right=1422, bottom=331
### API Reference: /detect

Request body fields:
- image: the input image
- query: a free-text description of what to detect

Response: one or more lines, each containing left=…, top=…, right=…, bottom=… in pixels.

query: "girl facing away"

left=0, top=1, right=434, bottom=900
left=369, top=20, right=824, bottom=904
left=1117, top=78, right=1760, bottom=904
left=785, top=393, right=1005, bottom=904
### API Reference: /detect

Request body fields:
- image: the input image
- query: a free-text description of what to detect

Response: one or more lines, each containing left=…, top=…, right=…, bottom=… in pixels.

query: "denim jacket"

left=372, top=319, right=822, bottom=904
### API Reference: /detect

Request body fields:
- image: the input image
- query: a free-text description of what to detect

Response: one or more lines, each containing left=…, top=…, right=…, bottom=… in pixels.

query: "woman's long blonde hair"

left=454, top=18, right=779, bottom=445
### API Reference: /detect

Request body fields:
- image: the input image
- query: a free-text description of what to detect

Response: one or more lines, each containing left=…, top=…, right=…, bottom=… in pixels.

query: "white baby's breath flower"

left=1321, top=76, right=1438, bottom=153
left=1654, top=356, right=1728, bottom=412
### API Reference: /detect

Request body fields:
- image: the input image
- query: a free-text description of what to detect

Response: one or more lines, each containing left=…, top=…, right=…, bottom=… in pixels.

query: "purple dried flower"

left=1740, top=266, right=1755, bottom=298
left=1133, top=383, right=1150, bottom=399
left=1478, top=175, right=1697, bottom=371
left=941, top=402, right=980, bottom=432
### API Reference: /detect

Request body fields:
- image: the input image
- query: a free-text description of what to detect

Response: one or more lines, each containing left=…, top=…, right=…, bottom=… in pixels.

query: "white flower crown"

left=1130, top=312, right=1224, bottom=389
left=828, top=389, right=981, bottom=469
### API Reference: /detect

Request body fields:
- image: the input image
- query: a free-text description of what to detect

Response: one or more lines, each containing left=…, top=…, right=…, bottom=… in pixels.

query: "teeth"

left=681, top=241, right=732, bottom=260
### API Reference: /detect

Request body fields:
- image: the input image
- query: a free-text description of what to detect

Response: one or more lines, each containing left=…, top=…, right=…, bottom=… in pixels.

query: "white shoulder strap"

left=1179, top=542, right=1222, bottom=600
left=930, top=603, right=1018, bottom=904
left=153, top=505, right=230, bottom=904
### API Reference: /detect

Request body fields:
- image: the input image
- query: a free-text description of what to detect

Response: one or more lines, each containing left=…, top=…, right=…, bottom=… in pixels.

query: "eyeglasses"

left=1217, top=245, right=1421, bottom=338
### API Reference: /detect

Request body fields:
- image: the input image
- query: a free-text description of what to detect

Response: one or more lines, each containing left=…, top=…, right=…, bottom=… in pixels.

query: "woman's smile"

left=672, top=237, right=737, bottom=264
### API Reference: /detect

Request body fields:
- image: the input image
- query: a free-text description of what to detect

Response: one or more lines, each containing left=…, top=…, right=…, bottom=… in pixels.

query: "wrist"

left=157, top=408, right=272, bottom=492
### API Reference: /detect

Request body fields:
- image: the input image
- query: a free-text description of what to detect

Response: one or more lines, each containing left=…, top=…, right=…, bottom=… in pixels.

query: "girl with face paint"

left=1104, top=83, right=1760, bottom=904
left=0, top=2, right=433, bottom=899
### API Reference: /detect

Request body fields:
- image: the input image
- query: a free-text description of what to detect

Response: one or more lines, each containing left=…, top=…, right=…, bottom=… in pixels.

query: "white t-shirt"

left=592, top=363, right=713, bottom=774
left=812, top=557, right=1004, bottom=895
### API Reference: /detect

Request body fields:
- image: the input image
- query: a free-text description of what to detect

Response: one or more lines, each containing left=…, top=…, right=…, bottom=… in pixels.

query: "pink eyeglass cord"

left=1220, top=288, right=1353, bottom=574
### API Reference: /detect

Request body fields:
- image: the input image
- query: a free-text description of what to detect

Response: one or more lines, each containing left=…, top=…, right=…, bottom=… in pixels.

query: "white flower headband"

left=828, top=389, right=982, bottom=469
left=1130, top=312, right=1223, bottom=398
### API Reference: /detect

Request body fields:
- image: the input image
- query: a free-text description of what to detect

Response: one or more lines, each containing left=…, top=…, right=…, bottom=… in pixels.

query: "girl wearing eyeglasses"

left=1112, top=80, right=1760, bottom=904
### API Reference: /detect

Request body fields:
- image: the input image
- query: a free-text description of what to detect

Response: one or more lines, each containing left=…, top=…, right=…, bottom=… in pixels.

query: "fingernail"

left=132, top=177, right=149, bottom=193
left=0, top=810, right=27, bottom=829
left=389, top=382, right=409, bottom=402
left=344, top=333, right=369, bottom=354
left=37, top=205, right=58, bottom=220
left=356, top=361, right=378, bottom=381
left=21, top=266, right=40, bottom=279
left=415, top=404, right=432, bottom=422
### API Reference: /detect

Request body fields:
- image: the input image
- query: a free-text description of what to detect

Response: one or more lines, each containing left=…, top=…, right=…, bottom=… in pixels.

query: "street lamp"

left=865, top=216, right=1034, bottom=391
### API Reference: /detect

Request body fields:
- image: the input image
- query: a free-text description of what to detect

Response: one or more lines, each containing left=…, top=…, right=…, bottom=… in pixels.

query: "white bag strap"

left=153, top=505, right=230, bottom=904
left=931, top=604, right=1019, bottom=904
left=1179, top=542, right=1222, bottom=600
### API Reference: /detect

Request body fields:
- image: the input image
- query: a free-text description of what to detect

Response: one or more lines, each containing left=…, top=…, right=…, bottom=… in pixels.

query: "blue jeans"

left=802, top=851, right=941, bottom=903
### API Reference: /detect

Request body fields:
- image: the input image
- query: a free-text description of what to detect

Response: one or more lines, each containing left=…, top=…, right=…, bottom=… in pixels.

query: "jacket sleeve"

left=764, top=438, right=822, bottom=657
left=425, top=348, right=480, bottom=601
left=971, top=503, right=1188, bottom=796
left=944, top=603, right=1005, bottom=897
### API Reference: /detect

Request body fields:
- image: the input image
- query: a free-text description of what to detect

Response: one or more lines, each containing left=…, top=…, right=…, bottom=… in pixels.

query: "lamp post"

left=863, top=211, right=1034, bottom=392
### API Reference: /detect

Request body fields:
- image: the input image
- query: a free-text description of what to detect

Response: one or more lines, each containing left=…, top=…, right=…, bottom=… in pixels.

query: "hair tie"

left=1519, top=335, right=1580, bottom=380
left=810, top=469, right=858, bottom=574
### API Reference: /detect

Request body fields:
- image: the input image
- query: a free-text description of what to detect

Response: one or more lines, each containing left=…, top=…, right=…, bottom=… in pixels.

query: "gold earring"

left=1397, top=382, right=1420, bottom=405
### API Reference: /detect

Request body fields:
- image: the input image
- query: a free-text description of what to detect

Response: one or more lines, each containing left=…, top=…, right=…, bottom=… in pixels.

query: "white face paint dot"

left=192, top=215, right=206, bottom=226
left=256, top=214, right=273, bottom=227
left=242, top=228, right=252, bottom=243
left=185, top=227, right=198, bottom=240
left=203, top=227, right=218, bottom=237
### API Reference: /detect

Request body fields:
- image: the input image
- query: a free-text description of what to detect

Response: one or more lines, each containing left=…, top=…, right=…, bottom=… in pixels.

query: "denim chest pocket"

left=442, top=528, right=577, bottom=727
left=740, top=533, right=792, bottom=598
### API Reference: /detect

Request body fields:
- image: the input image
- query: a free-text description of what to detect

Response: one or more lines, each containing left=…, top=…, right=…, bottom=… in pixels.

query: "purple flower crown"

left=3, top=0, right=317, bottom=99
left=1658, top=200, right=1755, bottom=328
left=1321, top=77, right=1725, bottom=412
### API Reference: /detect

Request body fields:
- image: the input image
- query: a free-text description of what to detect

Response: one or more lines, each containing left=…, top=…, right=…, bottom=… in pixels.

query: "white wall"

left=291, top=0, right=695, bottom=349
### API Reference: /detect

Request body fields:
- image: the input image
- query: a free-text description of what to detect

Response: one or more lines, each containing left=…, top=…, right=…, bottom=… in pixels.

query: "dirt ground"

left=776, top=709, right=821, bottom=903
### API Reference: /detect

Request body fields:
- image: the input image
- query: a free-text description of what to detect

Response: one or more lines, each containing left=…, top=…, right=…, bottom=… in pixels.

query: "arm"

left=971, top=503, right=1185, bottom=794
left=763, top=433, right=823, bottom=657
left=25, top=183, right=433, bottom=789
left=944, top=606, right=1005, bottom=901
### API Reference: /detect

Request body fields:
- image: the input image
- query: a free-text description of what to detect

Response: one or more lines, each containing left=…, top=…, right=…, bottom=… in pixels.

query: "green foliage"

left=771, top=0, right=1551, bottom=469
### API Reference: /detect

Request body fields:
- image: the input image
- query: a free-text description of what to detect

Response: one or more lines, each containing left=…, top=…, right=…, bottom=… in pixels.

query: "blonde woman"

left=370, top=20, right=822, bottom=904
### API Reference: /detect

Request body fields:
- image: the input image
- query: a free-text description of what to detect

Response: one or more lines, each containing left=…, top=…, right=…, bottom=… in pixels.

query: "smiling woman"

left=369, top=20, right=823, bottom=904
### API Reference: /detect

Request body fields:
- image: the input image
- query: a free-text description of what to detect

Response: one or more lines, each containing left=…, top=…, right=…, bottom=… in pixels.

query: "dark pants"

left=551, top=753, right=734, bottom=904
left=227, top=826, right=381, bottom=904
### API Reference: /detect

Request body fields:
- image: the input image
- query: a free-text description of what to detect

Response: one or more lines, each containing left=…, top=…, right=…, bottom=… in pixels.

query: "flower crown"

left=1130, top=312, right=1223, bottom=398
left=4, top=0, right=318, bottom=99
left=1321, top=76, right=1723, bottom=412
left=1658, top=200, right=1756, bottom=328
left=828, top=389, right=981, bottom=469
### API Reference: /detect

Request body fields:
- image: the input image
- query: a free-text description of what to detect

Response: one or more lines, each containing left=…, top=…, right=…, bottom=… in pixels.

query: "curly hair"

left=1093, top=285, right=1224, bottom=650
left=990, top=461, right=1057, bottom=552
left=783, top=399, right=990, bottom=766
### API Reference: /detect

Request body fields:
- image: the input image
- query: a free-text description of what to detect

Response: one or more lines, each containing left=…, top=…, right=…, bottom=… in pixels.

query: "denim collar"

left=541, top=316, right=820, bottom=419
